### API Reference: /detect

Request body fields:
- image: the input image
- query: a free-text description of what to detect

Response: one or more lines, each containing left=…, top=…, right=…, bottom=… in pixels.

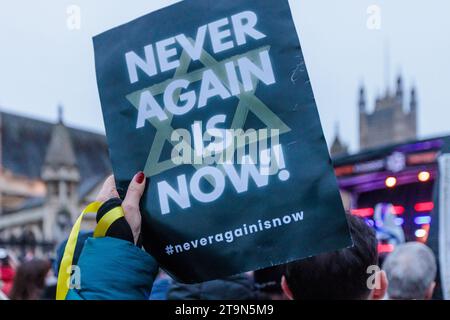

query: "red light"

left=378, top=243, right=394, bottom=254
left=415, top=202, right=434, bottom=212
left=351, top=208, right=374, bottom=217
left=392, top=206, right=405, bottom=215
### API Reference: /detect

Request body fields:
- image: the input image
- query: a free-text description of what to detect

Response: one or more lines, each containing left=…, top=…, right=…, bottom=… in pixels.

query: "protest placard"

left=93, top=0, right=352, bottom=283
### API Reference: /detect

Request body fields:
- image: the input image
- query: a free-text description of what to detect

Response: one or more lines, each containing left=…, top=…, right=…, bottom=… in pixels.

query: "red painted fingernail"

left=135, top=171, right=145, bottom=184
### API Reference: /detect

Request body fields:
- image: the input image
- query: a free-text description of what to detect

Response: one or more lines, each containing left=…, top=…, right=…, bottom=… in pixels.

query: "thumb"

left=123, top=172, right=146, bottom=207
left=122, top=171, right=146, bottom=243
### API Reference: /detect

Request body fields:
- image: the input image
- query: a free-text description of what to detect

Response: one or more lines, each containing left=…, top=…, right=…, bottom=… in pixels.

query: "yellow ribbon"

left=93, top=207, right=125, bottom=238
left=56, top=201, right=125, bottom=300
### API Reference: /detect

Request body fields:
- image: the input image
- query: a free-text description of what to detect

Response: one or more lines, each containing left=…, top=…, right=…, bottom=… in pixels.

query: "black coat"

left=167, top=274, right=263, bottom=300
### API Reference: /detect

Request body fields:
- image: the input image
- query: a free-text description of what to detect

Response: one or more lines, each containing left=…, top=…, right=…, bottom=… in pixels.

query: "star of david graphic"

left=126, top=43, right=291, bottom=179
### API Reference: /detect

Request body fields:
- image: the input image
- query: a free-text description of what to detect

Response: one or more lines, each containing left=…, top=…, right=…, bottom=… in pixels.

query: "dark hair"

left=9, top=259, right=51, bottom=300
left=284, top=214, right=378, bottom=300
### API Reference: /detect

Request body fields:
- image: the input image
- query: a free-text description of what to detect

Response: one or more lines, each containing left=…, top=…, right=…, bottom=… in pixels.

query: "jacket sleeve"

left=65, top=237, right=158, bottom=300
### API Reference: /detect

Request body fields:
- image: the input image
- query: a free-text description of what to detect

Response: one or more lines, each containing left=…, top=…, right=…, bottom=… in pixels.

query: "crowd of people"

left=0, top=248, right=56, bottom=300
left=0, top=173, right=440, bottom=300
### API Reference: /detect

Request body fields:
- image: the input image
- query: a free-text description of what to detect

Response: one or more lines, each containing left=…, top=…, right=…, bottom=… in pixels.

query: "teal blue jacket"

left=65, top=237, right=158, bottom=300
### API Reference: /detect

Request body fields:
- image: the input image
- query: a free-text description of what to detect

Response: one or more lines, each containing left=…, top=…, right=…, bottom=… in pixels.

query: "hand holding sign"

left=94, top=0, right=351, bottom=283
left=96, top=173, right=146, bottom=244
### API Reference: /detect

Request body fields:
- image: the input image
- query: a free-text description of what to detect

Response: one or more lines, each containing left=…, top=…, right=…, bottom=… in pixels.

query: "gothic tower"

left=41, top=106, right=80, bottom=242
left=409, top=86, right=418, bottom=137
left=330, top=123, right=349, bottom=157
left=358, top=84, right=368, bottom=149
left=358, top=74, right=417, bottom=150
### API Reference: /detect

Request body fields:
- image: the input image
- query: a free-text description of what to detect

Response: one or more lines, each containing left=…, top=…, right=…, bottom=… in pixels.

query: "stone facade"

left=0, top=109, right=111, bottom=256
left=330, top=74, right=418, bottom=156
left=359, top=75, right=417, bottom=150
left=330, top=124, right=349, bottom=157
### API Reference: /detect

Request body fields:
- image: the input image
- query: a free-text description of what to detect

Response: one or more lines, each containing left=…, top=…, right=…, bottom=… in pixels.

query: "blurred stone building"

left=330, top=124, right=349, bottom=157
left=359, top=75, right=417, bottom=150
left=331, top=74, right=418, bottom=156
left=0, top=108, right=111, bottom=256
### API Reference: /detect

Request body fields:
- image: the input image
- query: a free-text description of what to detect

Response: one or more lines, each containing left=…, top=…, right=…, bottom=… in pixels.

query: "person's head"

left=281, top=214, right=387, bottom=300
left=383, top=242, right=436, bottom=300
left=9, top=258, right=51, bottom=300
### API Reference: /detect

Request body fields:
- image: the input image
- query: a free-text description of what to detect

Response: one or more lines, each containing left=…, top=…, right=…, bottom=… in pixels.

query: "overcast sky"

left=0, top=0, right=449, bottom=152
